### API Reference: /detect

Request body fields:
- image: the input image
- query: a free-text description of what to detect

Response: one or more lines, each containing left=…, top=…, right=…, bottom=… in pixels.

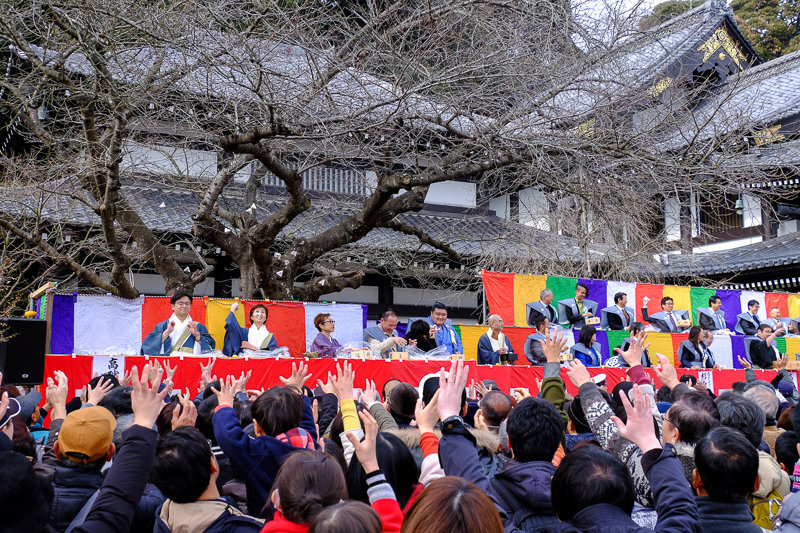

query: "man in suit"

left=735, top=300, right=761, bottom=336
left=560, top=283, right=598, bottom=330
left=749, top=323, right=785, bottom=369
left=698, top=296, right=730, bottom=333
left=764, top=307, right=787, bottom=337
left=603, top=292, right=636, bottom=331
left=641, top=296, right=690, bottom=333
left=526, top=288, right=558, bottom=327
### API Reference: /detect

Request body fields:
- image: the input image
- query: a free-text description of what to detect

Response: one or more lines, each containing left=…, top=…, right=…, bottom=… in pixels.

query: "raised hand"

left=776, top=353, right=790, bottom=371
left=437, top=359, right=469, bottom=421
left=146, top=360, right=162, bottom=386
left=119, top=369, right=133, bottom=387
left=230, top=301, right=239, bottom=313
left=361, top=379, right=378, bottom=405
left=415, top=390, right=440, bottom=433
left=566, top=359, right=592, bottom=388
left=87, top=376, right=114, bottom=405
left=330, top=362, right=355, bottom=401
left=316, top=375, right=335, bottom=395
left=610, top=384, right=661, bottom=453
left=234, top=370, right=253, bottom=393
left=476, top=380, right=493, bottom=398
left=130, top=364, right=170, bottom=429
left=737, top=355, right=752, bottom=369
left=619, top=330, right=650, bottom=368
left=163, top=360, right=178, bottom=382
left=48, top=371, right=69, bottom=420
left=540, top=328, right=568, bottom=363
left=210, top=375, right=238, bottom=408
left=171, top=391, right=198, bottom=430
left=512, top=387, right=531, bottom=401
left=187, top=321, right=200, bottom=341
left=653, top=354, right=679, bottom=389
left=279, top=362, right=313, bottom=392
left=345, top=410, right=380, bottom=473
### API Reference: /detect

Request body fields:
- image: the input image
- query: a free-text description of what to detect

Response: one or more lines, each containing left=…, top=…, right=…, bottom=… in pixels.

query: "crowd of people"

left=3, top=328, right=800, bottom=532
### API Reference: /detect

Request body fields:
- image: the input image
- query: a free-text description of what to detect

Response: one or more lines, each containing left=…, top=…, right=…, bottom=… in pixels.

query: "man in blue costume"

left=422, top=301, right=463, bottom=355
left=141, top=291, right=215, bottom=355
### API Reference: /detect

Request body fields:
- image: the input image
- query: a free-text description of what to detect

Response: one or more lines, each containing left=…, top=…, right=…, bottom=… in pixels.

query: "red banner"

left=481, top=270, right=516, bottom=325
left=44, top=355, right=780, bottom=399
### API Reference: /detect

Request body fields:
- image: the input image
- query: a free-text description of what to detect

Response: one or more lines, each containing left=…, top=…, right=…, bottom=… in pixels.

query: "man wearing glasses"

left=141, top=290, right=215, bottom=354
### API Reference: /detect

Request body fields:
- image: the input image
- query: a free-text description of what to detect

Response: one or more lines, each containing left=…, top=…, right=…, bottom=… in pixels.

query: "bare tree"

left=0, top=0, right=790, bottom=299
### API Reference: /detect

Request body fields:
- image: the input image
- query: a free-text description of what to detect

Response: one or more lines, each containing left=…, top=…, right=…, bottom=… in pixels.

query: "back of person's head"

left=679, top=374, right=697, bottom=387
left=88, top=373, right=120, bottom=391
left=252, top=386, right=304, bottom=436
left=346, top=432, right=419, bottom=509
left=272, top=450, right=347, bottom=524
left=10, top=417, right=36, bottom=463
left=407, top=320, right=431, bottom=341
left=694, top=426, right=758, bottom=503
left=629, top=321, right=645, bottom=334
left=566, top=397, right=592, bottom=434
left=778, top=405, right=794, bottom=431
left=401, top=476, right=503, bottom=533
left=97, top=385, right=133, bottom=417
left=578, top=325, right=596, bottom=348
left=153, top=427, right=213, bottom=503
left=387, top=383, right=418, bottom=426
left=506, top=397, right=563, bottom=462
left=0, top=451, right=54, bottom=533
left=421, top=376, right=466, bottom=412
left=776, top=431, right=799, bottom=471
left=310, top=501, right=381, bottom=533
left=715, top=392, right=764, bottom=448
left=197, top=395, right=220, bottom=443
left=479, top=390, right=513, bottom=427
left=112, top=414, right=135, bottom=449
left=668, top=391, right=720, bottom=444
left=156, top=401, right=180, bottom=436
left=552, top=446, right=634, bottom=520
left=743, top=384, right=780, bottom=421
left=56, top=406, right=117, bottom=471
left=382, top=379, right=401, bottom=400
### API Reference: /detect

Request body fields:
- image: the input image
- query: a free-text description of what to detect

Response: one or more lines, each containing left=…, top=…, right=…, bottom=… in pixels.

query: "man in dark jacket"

left=693, top=426, right=763, bottom=532
left=153, top=427, right=263, bottom=532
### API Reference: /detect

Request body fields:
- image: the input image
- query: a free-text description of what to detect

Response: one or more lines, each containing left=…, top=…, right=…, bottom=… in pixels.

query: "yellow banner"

left=789, top=295, right=800, bottom=321
left=664, top=286, right=693, bottom=325
left=646, top=332, right=677, bottom=366
left=514, top=275, right=548, bottom=327
left=205, top=298, right=243, bottom=349
left=457, top=325, right=484, bottom=361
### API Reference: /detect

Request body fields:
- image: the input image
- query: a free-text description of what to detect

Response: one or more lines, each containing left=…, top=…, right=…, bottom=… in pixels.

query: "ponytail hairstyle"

left=271, top=450, right=347, bottom=524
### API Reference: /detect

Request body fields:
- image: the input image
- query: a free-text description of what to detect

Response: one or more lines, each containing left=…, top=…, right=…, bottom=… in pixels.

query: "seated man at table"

left=698, top=295, right=730, bottom=333
left=477, top=314, right=518, bottom=365
left=363, top=309, right=409, bottom=357
left=560, top=283, right=598, bottom=330
left=526, top=288, right=558, bottom=326
left=422, top=301, right=463, bottom=355
left=223, top=301, right=279, bottom=356
left=764, top=307, right=787, bottom=337
left=141, top=291, right=215, bottom=355
left=523, top=316, right=550, bottom=365
left=603, top=292, right=635, bottom=331
left=642, top=296, right=691, bottom=333
left=749, top=323, right=784, bottom=369
left=735, top=300, right=762, bottom=336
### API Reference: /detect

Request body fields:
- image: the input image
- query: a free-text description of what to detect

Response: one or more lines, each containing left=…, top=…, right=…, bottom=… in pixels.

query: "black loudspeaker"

left=0, top=318, right=47, bottom=385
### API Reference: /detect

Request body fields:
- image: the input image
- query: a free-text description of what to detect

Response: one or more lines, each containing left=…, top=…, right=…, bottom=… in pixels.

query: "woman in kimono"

left=310, top=313, right=341, bottom=358
left=223, top=301, right=278, bottom=356
left=141, top=291, right=215, bottom=355
left=569, top=324, right=601, bottom=366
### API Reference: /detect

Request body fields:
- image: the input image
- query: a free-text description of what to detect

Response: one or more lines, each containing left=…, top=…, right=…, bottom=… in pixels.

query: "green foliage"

left=640, top=0, right=707, bottom=30
left=732, top=0, right=800, bottom=60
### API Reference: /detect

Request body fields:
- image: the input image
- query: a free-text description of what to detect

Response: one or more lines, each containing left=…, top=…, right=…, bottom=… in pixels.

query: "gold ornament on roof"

left=647, top=77, right=673, bottom=98
left=753, top=125, right=785, bottom=146
left=698, top=26, right=747, bottom=69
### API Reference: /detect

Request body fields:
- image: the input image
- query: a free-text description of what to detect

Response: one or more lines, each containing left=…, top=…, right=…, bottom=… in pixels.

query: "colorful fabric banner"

left=205, top=298, right=241, bottom=348
left=513, top=275, right=547, bottom=327
left=546, top=276, right=578, bottom=306
left=457, top=325, right=483, bottom=361
left=731, top=336, right=747, bottom=369
left=717, top=289, right=743, bottom=330
left=709, top=334, right=733, bottom=369
left=636, top=284, right=664, bottom=323
left=579, top=279, right=609, bottom=311
left=670, top=333, right=689, bottom=367
left=786, top=338, right=800, bottom=356
left=606, top=282, right=636, bottom=318
left=481, top=270, right=515, bottom=325
left=790, top=294, right=800, bottom=320
left=606, top=330, right=630, bottom=354
left=303, top=303, right=365, bottom=352
left=740, top=291, right=766, bottom=321
left=646, top=332, right=676, bottom=367
left=50, top=293, right=75, bottom=355
left=664, top=286, right=693, bottom=320
left=74, top=295, right=144, bottom=355
left=765, top=293, right=790, bottom=319
left=259, top=302, right=308, bottom=357
left=690, top=287, right=717, bottom=324
left=141, top=296, right=207, bottom=341
left=777, top=337, right=787, bottom=354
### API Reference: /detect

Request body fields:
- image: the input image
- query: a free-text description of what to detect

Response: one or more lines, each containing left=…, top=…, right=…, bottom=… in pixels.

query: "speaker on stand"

left=0, top=318, right=47, bottom=385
